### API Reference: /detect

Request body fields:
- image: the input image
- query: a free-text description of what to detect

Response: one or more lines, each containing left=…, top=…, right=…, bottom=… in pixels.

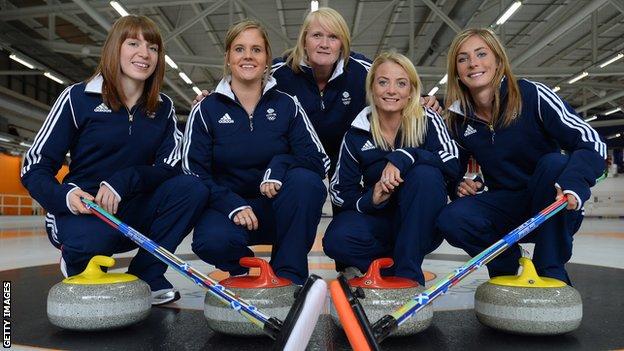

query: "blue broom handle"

left=391, top=196, right=568, bottom=326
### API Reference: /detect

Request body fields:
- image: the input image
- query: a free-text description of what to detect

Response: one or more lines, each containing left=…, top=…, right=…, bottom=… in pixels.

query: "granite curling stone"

left=474, top=257, right=582, bottom=335
left=330, top=258, right=433, bottom=336
left=47, top=255, right=151, bottom=331
left=204, top=257, right=298, bottom=336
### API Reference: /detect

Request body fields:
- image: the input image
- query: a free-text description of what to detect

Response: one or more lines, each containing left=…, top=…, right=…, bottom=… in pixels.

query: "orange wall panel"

left=0, top=154, right=69, bottom=215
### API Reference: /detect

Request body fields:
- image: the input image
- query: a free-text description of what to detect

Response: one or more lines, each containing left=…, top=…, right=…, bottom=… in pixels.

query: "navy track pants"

left=437, top=153, right=583, bottom=284
left=323, top=164, right=446, bottom=285
left=191, top=168, right=326, bottom=285
left=46, top=175, right=209, bottom=291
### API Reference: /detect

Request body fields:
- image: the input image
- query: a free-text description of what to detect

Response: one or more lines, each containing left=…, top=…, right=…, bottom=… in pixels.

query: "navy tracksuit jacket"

left=183, top=77, right=328, bottom=284
left=272, top=52, right=371, bottom=174
left=21, top=75, right=208, bottom=291
left=437, top=78, right=606, bottom=283
left=323, top=106, right=460, bottom=284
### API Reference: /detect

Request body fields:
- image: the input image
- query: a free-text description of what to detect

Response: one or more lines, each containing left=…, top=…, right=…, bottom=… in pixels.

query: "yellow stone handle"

left=81, top=255, right=116, bottom=279
left=488, top=257, right=566, bottom=288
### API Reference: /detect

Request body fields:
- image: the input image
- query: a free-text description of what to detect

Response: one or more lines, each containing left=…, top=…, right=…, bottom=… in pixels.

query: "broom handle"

left=372, top=194, right=573, bottom=342
left=81, top=198, right=276, bottom=332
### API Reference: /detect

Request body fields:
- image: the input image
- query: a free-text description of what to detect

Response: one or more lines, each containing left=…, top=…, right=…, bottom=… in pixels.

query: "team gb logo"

left=266, top=108, right=277, bottom=121
left=342, top=91, right=351, bottom=105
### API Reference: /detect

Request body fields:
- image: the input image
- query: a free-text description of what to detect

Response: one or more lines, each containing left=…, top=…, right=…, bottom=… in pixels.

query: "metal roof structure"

left=0, top=0, right=623, bottom=146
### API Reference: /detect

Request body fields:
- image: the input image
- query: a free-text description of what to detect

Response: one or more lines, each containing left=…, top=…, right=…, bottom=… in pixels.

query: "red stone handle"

left=349, top=258, right=419, bottom=288
left=220, top=257, right=292, bottom=288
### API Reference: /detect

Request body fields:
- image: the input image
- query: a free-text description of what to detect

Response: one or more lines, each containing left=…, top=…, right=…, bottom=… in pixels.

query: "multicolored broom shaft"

left=81, top=198, right=277, bottom=334
left=372, top=195, right=569, bottom=341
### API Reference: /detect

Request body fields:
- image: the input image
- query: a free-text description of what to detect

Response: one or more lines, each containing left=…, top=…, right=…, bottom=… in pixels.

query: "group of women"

left=22, top=7, right=605, bottom=307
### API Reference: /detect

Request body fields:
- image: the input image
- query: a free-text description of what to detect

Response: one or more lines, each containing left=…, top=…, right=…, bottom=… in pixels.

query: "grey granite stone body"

left=204, top=285, right=298, bottom=336
left=330, top=286, right=433, bottom=336
left=47, top=280, right=151, bottom=330
left=474, top=282, right=583, bottom=335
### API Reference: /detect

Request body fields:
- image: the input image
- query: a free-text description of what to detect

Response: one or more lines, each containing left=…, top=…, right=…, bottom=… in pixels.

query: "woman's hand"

left=192, top=90, right=211, bottom=106
left=379, top=162, right=403, bottom=193
left=372, top=181, right=393, bottom=206
left=420, top=95, right=443, bottom=115
left=555, top=186, right=578, bottom=210
left=95, top=184, right=120, bottom=214
left=456, top=179, right=482, bottom=197
left=233, top=208, right=259, bottom=230
left=260, top=182, right=281, bottom=199
left=68, top=189, right=95, bottom=215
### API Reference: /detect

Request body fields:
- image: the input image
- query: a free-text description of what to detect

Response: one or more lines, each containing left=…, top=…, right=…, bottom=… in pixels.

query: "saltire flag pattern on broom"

left=81, top=198, right=326, bottom=351
left=331, top=192, right=586, bottom=351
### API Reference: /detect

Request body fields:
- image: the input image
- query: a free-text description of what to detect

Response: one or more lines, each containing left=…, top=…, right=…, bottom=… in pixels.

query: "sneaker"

left=151, top=288, right=181, bottom=306
left=342, top=266, right=363, bottom=280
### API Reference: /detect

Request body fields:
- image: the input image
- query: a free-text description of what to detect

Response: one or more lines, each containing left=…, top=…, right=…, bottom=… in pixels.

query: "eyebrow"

left=458, top=46, right=486, bottom=56
left=376, top=75, right=408, bottom=80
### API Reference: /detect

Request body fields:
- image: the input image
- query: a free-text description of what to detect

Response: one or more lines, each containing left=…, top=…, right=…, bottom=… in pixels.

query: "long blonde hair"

left=284, top=7, right=351, bottom=73
left=366, top=51, right=427, bottom=151
left=445, top=28, right=521, bottom=130
left=223, top=19, right=272, bottom=84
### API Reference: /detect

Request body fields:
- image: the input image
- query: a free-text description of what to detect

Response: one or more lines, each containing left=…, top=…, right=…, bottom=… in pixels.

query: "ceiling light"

left=20, top=141, right=33, bottom=147
left=607, top=133, right=621, bottom=140
left=438, top=74, right=448, bottom=85
left=552, top=86, right=561, bottom=93
left=9, top=54, right=35, bottom=69
left=0, top=136, right=12, bottom=142
left=584, top=115, right=597, bottom=122
left=311, top=1, right=319, bottom=12
left=567, top=71, right=588, bottom=84
left=110, top=1, right=129, bottom=17
left=192, top=86, right=202, bottom=95
left=179, top=72, right=193, bottom=85
left=495, top=1, right=522, bottom=26
left=165, top=55, right=178, bottom=70
left=604, top=107, right=621, bottom=115
left=599, top=53, right=623, bottom=68
left=44, top=72, right=65, bottom=85
left=428, top=86, right=439, bottom=96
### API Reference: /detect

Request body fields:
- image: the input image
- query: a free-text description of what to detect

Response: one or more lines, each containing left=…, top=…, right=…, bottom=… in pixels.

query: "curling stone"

left=204, top=257, right=298, bottom=336
left=330, top=258, right=433, bottom=336
left=474, top=257, right=582, bottom=335
left=47, top=255, right=151, bottom=330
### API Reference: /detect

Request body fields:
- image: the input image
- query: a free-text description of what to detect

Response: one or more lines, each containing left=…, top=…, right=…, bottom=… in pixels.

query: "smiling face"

left=119, top=33, right=158, bottom=85
left=304, top=19, right=342, bottom=70
left=456, top=35, right=499, bottom=95
left=372, top=61, right=411, bottom=116
left=227, top=28, right=268, bottom=85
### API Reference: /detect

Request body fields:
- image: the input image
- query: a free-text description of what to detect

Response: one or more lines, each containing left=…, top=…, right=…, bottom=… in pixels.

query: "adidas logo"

left=94, top=103, right=111, bottom=113
left=361, top=140, right=375, bottom=151
left=218, top=113, right=234, bottom=124
left=464, top=125, right=477, bottom=137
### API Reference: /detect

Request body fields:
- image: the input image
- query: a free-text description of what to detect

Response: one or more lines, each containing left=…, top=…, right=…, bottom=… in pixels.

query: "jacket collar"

left=351, top=106, right=372, bottom=132
left=215, top=75, right=277, bottom=101
left=300, top=56, right=346, bottom=83
left=84, top=74, right=162, bottom=101
left=85, top=74, right=104, bottom=94
left=448, top=76, right=509, bottom=118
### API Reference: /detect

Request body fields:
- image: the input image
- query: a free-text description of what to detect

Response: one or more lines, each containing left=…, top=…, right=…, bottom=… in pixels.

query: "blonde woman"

left=183, top=20, right=328, bottom=285
left=437, top=28, right=606, bottom=284
left=323, top=52, right=459, bottom=285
